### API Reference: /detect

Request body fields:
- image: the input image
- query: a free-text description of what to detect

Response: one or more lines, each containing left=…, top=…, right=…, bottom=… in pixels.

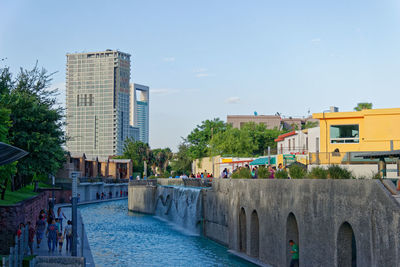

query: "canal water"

left=79, top=199, right=255, bottom=266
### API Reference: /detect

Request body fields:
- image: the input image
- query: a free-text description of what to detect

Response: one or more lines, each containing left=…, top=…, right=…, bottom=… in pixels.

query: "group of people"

left=96, top=190, right=127, bottom=200
left=20, top=206, right=74, bottom=254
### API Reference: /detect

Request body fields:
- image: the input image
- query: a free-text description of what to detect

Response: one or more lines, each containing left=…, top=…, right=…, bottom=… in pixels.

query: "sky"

left=1, top=0, right=400, bottom=151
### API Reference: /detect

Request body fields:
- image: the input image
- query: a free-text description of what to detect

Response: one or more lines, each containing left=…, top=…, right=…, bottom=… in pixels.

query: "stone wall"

left=0, top=192, right=48, bottom=254
left=77, top=183, right=128, bottom=202
left=205, top=179, right=400, bottom=267
left=128, top=184, right=156, bottom=214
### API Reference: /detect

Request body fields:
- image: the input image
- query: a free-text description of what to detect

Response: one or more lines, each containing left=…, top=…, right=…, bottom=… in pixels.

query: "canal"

left=79, top=199, right=255, bottom=266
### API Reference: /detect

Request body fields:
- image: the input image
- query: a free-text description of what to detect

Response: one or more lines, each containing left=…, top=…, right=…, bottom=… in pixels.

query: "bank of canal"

left=79, top=199, right=255, bottom=266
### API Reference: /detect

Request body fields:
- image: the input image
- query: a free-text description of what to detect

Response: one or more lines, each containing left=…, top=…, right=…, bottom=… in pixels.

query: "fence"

left=2, top=225, right=35, bottom=267
left=79, top=177, right=129, bottom=184
left=308, top=152, right=399, bottom=166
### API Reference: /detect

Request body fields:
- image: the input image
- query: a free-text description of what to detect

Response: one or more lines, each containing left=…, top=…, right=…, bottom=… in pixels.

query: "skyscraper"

left=66, top=50, right=138, bottom=158
left=130, top=83, right=149, bottom=144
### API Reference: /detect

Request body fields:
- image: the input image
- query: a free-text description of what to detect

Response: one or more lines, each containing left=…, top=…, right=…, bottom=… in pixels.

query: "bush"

left=327, top=165, right=352, bottom=179
left=231, top=168, right=252, bottom=179
left=257, top=166, right=270, bottom=178
left=309, top=167, right=328, bottom=179
left=289, top=165, right=307, bottom=179
left=275, top=170, right=289, bottom=179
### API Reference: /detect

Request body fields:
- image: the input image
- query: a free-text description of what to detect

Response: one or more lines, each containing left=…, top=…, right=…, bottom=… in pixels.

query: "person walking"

left=289, top=240, right=299, bottom=267
left=46, top=219, right=58, bottom=253
left=35, top=215, right=46, bottom=248
left=27, top=221, right=35, bottom=255
left=57, top=207, right=67, bottom=231
left=64, top=220, right=73, bottom=253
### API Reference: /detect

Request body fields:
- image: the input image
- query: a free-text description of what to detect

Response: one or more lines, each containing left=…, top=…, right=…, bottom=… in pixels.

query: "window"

left=330, top=124, right=359, bottom=143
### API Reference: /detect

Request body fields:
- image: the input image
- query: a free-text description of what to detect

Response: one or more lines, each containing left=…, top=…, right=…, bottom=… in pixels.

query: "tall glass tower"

left=66, top=50, right=138, bottom=158
left=130, top=83, right=149, bottom=144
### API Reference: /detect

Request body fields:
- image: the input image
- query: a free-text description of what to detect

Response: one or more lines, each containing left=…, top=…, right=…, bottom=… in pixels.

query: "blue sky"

left=1, top=0, right=400, bottom=151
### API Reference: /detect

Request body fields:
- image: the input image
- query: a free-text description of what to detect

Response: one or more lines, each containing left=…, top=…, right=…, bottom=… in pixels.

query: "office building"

left=66, top=50, right=139, bottom=158
left=130, top=83, right=149, bottom=144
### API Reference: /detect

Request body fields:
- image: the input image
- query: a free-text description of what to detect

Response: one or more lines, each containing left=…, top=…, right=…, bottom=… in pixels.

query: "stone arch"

left=239, top=207, right=247, bottom=253
left=286, top=212, right=299, bottom=266
left=337, top=222, right=357, bottom=267
left=250, top=210, right=260, bottom=258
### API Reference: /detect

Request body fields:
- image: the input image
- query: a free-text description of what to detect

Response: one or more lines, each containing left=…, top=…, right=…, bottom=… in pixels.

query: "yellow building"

left=312, top=108, right=400, bottom=164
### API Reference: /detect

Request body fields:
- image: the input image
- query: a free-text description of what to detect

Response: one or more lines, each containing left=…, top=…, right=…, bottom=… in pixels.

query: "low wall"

left=156, top=178, right=183, bottom=186
left=35, top=256, right=85, bottom=267
left=307, top=164, right=398, bottom=178
left=77, top=183, right=128, bottom=202
left=128, top=184, right=156, bottom=214
left=0, top=192, right=48, bottom=254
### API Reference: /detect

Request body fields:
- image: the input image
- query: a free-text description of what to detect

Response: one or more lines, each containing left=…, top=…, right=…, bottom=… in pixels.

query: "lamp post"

left=71, top=172, right=78, bottom=256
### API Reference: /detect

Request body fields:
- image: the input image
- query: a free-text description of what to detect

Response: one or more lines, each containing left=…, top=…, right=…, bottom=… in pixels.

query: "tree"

left=209, top=122, right=283, bottom=157
left=354, top=102, right=373, bottom=111
left=170, top=142, right=193, bottom=175
left=151, top=148, right=173, bottom=175
left=185, top=118, right=226, bottom=159
left=122, top=139, right=151, bottom=175
left=0, top=107, right=16, bottom=199
left=302, top=121, right=319, bottom=129
left=0, top=65, right=66, bottom=190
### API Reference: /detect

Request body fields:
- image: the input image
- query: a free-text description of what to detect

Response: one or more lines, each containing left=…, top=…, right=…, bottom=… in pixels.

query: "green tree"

left=185, top=118, right=226, bottom=159
left=151, top=148, right=173, bottom=175
left=0, top=107, right=17, bottom=199
left=209, top=122, right=282, bottom=157
left=170, top=142, right=192, bottom=175
left=354, top=102, right=373, bottom=111
left=302, top=121, right=319, bottom=129
left=122, top=139, right=151, bottom=175
left=0, top=65, right=65, bottom=190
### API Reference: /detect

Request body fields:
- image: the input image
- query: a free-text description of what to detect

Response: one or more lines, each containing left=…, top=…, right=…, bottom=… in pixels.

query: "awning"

left=249, top=157, right=276, bottom=166
left=0, top=142, right=28, bottom=166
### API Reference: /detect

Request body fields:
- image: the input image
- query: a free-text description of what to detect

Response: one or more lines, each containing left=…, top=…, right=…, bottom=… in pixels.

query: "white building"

left=275, top=127, right=320, bottom=154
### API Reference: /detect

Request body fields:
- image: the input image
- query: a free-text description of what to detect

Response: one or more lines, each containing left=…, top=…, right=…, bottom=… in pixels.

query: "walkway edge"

left=227, top=250, right=272, bottom=267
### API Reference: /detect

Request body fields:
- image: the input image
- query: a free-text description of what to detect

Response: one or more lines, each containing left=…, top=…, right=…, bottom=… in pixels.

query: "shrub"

left=257, top=166, right=270, bottom=179
left=289, top=165, right=307, bottom=179
left=371, top=172, right=381, bottom=179
left=275, top=170, right=289, bottom=179
left=231, top=168, right=252, bottom=179
left=309, top=167, right=328, bottom=179
left=327, top=165, right=352, bottom=179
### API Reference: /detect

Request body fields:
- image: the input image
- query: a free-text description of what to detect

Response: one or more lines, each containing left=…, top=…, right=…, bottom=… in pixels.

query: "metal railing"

left=129, top=180, right=157, bottom=186
left=2, top=225, right=34, bottom=267
left=79, top=177, right=129, bottom=184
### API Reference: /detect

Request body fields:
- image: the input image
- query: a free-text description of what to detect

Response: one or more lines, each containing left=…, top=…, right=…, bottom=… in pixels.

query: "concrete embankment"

left=129, top=178, right=400, bottom=267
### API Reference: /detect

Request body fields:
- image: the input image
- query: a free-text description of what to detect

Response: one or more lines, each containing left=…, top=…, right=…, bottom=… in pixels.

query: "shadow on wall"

left=239, top=207, right=247, bottom=253
left=286, top=212, right=299, bottom=266
left=337, top=222, right=357, bottom=267
left=250, top=210, right=259, bottom=258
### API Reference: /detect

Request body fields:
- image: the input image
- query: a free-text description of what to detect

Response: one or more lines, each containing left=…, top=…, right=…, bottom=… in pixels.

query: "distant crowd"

left=96, top=190, right=128, bottom=200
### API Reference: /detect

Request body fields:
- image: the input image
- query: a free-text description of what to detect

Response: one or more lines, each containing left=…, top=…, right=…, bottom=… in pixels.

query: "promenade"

left=31, top=197, right=127, bottom=266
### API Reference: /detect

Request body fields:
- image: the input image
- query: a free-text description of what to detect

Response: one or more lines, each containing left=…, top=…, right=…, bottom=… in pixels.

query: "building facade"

left=313, top=108, right=400, bottom=153
left=66, top=50, right=138, bottom=158
left=130, top=83, right=149, bottom=144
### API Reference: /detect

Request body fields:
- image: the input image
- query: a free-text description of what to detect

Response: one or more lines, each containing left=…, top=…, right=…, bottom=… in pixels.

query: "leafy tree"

left=122, top=139, right=151, bottom=175
left=151, top=148, right=173, bottom=175
left=209, top=122, right=282, bottom=157
left=0, top=107, right=16, bottom=199
left=302, top=121, right=319, bottom=129
left=354, top=102, right=373, bottom=111
left=185, top=118, right=226, bottom=159
left=170, top=142, right=192, bottom=175
left=0, top=65, right=65, bottom=190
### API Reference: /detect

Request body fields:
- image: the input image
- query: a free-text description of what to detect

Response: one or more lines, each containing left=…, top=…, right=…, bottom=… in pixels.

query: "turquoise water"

left=79, top=200, right=254, bottom=267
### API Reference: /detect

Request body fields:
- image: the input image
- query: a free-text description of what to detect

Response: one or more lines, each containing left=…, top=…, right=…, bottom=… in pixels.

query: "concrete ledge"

left=227, top=250, right=272, bottom=267
left=35, top=256, right=85, bottom=267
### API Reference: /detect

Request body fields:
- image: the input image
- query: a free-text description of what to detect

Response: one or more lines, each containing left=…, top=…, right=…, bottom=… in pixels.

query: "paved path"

left=31, top=197, right=127, bottom=266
